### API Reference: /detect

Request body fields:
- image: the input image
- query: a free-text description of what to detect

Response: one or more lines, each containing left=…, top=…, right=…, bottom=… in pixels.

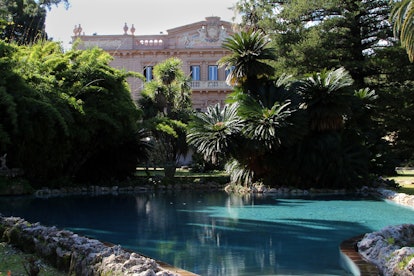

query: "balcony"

left=190, top=81, right=232, bottom=90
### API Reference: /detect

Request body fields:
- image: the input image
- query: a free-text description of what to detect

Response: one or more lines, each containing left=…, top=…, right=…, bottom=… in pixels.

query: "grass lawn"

left=0, top=242, right=66, bottom=276
left=386, top=175, right=414, bottom=195
left=135, top=167, right=228, bottom=178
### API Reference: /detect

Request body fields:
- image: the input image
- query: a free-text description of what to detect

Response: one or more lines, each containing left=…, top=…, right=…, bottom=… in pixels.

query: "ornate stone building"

left=73, top=16, right=235, bottom=111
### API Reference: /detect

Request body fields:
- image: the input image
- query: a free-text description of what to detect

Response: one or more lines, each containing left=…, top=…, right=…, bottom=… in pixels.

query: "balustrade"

left=135, top=38, right=164, bottom=48
left=190, top=81, right=231, bottom=90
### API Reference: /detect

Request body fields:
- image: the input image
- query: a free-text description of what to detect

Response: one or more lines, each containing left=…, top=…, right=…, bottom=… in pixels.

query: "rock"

left=358, top=224, right=414, bottom=275
left=0, top=214, right=178, bottom=276
left=156, top=271, right=175, bottom=276
left=137, top=269, right=156, bottom=276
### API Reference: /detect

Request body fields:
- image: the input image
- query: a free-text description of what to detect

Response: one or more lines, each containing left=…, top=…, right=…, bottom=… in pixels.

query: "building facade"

left=73, top=16, right=235, bottom=111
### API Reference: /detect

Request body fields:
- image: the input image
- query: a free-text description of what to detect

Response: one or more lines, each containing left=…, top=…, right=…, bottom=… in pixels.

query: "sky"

left=45, top=0, right=238, bottom=49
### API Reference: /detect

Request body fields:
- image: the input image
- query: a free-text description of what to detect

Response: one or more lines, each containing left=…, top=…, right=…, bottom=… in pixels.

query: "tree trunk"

left=164, top=163, right=176, bottom=178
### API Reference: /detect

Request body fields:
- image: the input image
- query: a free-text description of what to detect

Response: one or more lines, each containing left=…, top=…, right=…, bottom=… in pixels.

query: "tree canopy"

left=0, top=0, right=69, bottom=44
left=139, top=57, right=192, bottom=177
left=234, top=0, right=394, bottom=87
left=188, top=28, right=382, bottom=189
left=230, top=0, right=414, bottom=173
left=0, top=40, right=144, bottom=186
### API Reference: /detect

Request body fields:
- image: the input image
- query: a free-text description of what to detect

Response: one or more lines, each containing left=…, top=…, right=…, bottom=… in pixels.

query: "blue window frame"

left=190, top=65, right=200, bottom=81
left=208, top=65, right=218, bottom=81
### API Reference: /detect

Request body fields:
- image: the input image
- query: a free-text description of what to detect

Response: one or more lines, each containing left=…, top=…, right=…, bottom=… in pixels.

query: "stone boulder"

left=358, top=224, right=414, bottom=275
left=0, top=214, right=178, bottom=276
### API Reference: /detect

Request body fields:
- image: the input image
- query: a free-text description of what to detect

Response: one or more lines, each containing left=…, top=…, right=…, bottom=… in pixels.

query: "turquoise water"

left=1, top=192, right=414, bottom=275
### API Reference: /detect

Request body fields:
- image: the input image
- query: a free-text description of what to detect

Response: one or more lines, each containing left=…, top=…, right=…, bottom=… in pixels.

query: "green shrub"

left=398, top=254, right=414, bottom=270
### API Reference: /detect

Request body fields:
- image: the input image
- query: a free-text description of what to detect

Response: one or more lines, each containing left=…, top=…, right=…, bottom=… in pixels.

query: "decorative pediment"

left=176, top=17, right=232, bottom=48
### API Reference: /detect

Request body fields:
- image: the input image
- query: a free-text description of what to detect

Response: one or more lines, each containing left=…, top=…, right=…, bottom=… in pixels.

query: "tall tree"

left=139, top=57, right=192, bottom=177
left=1, top=40, right=143, bottom=185
left=234, top=0, right=393, bottom=87
left=218, top=30, right=276, bottom=90
left=0, top=0, right=69, bottom=44
left=366, top=45, right=414, bottom=169
left=190, top=29, right=376, bottom=189
left=190, top=31, right=307, bottom=185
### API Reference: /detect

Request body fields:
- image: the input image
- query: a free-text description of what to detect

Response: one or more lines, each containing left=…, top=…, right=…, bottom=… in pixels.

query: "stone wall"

left=0, top=215, right=179, bottom=276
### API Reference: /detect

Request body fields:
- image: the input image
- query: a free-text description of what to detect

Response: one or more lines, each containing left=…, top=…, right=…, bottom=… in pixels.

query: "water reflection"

left=1, top=192, right=413, bottom=275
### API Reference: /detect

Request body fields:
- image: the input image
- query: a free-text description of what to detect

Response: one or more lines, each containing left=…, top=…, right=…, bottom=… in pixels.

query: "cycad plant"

left=187, top=103, right=244, bottom=165
left=298, top=67, right=354, bottom=132
left=189, top=31, right=306, bottom=185
left=218, top=30, right=276, bottom=89
left=187, top=77, right=307, bottom=185
left=189, top=29, right=374, bottom=189
left=291, top=67, right=372, bottom=188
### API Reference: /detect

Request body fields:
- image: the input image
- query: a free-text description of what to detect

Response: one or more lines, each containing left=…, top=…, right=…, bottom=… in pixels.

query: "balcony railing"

left=190, top=81, right=232, bottom=90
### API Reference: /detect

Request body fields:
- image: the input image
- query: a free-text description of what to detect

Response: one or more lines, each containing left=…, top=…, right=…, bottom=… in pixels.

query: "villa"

left=73, top=16, right=235, bottom=111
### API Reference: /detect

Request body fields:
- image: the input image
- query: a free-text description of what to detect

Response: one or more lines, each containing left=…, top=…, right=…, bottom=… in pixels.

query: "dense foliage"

left=0, top=0, right=68, bottom=45
left=138, top=57, right=192, bottom=177
left=187, top=25, right=409, bottom=189
left=234, top=0, right=393, bottom=86
left=1, top=0, right=413, bottom=191
left=184, top=0, right=414, bottom=189
left=0, top=41, right=143, bottom=186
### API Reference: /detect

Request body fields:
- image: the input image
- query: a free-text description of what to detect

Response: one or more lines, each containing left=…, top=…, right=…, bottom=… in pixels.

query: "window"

left=208, top=65, right=218, bottom=81
left=143, top=66, right=153, bottom=81
left=190, top=65, right=200, bottom=81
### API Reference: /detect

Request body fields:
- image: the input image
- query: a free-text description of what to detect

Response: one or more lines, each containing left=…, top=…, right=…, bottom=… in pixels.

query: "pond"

left=1, top=191, right=413, bottom=275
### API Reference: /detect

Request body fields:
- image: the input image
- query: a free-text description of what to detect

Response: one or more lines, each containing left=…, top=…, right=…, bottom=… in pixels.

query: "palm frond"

left=218, top=30, right=277, bottom=85
left=391, top=0, right=414, bottom=62
left=225, top=159, right=254, bottom=186
left=187, top=103, right=244, bottom=164
left=298, top=67, right=354, bottom=131
left=239, top=95, right=293, bottom=150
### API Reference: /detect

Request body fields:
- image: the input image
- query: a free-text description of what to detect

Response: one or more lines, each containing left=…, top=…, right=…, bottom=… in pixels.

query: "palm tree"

left=298, top=67, right=354, bottom=132
left=187, top=103, right=244, bottom=164
left=187, top=76, right=307, bottom=184
left=149, top=57, right=192, bottom=115
left=237, top=76, right=305, bottom=149
left=391, top=0, right=414, bottom=62
left=291, top=68, right=371, bottom=189
left=139, top=57, right=192, bottom=177
left=233, top=77, right=308, bottom=180
left=218, top=30, right=277, bottom=89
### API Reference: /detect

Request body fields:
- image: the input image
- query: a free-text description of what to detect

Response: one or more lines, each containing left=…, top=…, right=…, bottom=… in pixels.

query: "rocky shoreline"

left=357, top=188, right=414, bottom=275
left=34, top=181, right=226, bottom=198
left=0, top=215, right=181, bottom=276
